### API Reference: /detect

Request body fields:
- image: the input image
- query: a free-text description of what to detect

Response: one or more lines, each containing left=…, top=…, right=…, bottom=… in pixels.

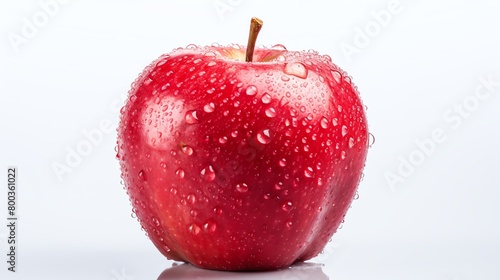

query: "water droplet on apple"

left=261, top=93, right=271, bottom=104
left=341, top=125, right=348, bottom=136
left=285, top=219, right=293, bottom=229
left=265, top=107, right=276, bottom=118
left=246, top=85, right=257, bottom=96
left=207, top=61, right=217, bottom=67
left=331, top=70, right=342, bottom=84
left=348, top=137, right=355, bottom=148
left=274, top=182, right=284, bottom=190
left=160, top=83, right=170, bottom=91
left=319, top=75, right=325, bottom=83
left=278, top=158, right=287, bottom=167
left=337, top=105, right=343, bottom=113
left=190, top=209, right=198, bottom=217
left=284, top=62, right=308, bottom=79
left=163, top=245, right=171, bottom=253
left=207, top=87, right=215, bottom=94
left=341, top=150, right=346, bottom=159
left=138, top=170, right=147, bottom=181
left=219, top=136, right=228, bottom=144
left=187, top=193, right=196, bottom=204
left=203, top=220, right=217, bottom=233
left=193, top=58, right=202, bottom=64
left=231, top=130, right=239, bottom=138
left=332, top=118, right=338, bottom=126
left=317, top=177, right=323, bottom=186
left=152, top=217, right=161, bottom=227
left=369, top=133, right=375, bottom=148
left=316, top=162, right=322, bottom=170
left=322, top=54, right=332, bottom=62
left=185, top=110, right=199, bottom=124
left=354, top=192, right=360, bottom=200
left=281, top=75, right=290, bottom=82
left=175, top=168, right=185, bottom=179
left=204, top=51, right=217, bottom=57
left=213, top=206, right=223, bottom=215
left=271, top=44, right=287, bottom=51
left=281, top=201, right=293, bottom=211
left=276, top=55, right=286, bottom=62
left=264, top=193, right=271, bottom=200
left=170, top=187, right=178, bottom=195
left=256, top=129, right=272, bottom=144
left=182, top=145, right=194, bottom=156
left=203, top=102, right=215, bottom=113
left=200, top=165, right=216, bottom=182
left=189, top=224, right=201, bottom=235
left=236, top=183, right=248, bottom=193
left=320, top=117, right=329, bottom=129
left=304, top=167, right=314, bottom=178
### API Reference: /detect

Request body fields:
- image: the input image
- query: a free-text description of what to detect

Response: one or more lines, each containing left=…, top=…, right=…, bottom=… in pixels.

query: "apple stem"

left=245, top=17, right=263, bottom=62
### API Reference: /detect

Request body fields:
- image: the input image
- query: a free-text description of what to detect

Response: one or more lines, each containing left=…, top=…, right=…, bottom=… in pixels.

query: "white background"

left=1, top=0, right=499, bottom=279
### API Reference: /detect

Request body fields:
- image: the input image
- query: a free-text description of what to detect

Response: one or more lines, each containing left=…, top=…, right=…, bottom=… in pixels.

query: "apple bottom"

left=149, top=207, right=350, bottom=271
left=130, top=164, right=359, bottom=271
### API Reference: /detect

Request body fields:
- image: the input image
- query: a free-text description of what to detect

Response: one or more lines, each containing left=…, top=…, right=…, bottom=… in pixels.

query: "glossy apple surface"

left=117, top=44, right=369, bottom=270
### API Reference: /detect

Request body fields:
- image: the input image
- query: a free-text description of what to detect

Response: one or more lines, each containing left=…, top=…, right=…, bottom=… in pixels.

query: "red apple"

left=117, top=18, right=369, bottom=271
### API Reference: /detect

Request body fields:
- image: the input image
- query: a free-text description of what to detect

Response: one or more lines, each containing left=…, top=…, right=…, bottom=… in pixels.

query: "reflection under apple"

left=157, top=262, right=328, bottom=280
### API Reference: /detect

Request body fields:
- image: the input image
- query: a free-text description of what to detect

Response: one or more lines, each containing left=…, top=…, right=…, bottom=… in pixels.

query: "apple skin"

left=117, top=44, right=369, bottom=271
